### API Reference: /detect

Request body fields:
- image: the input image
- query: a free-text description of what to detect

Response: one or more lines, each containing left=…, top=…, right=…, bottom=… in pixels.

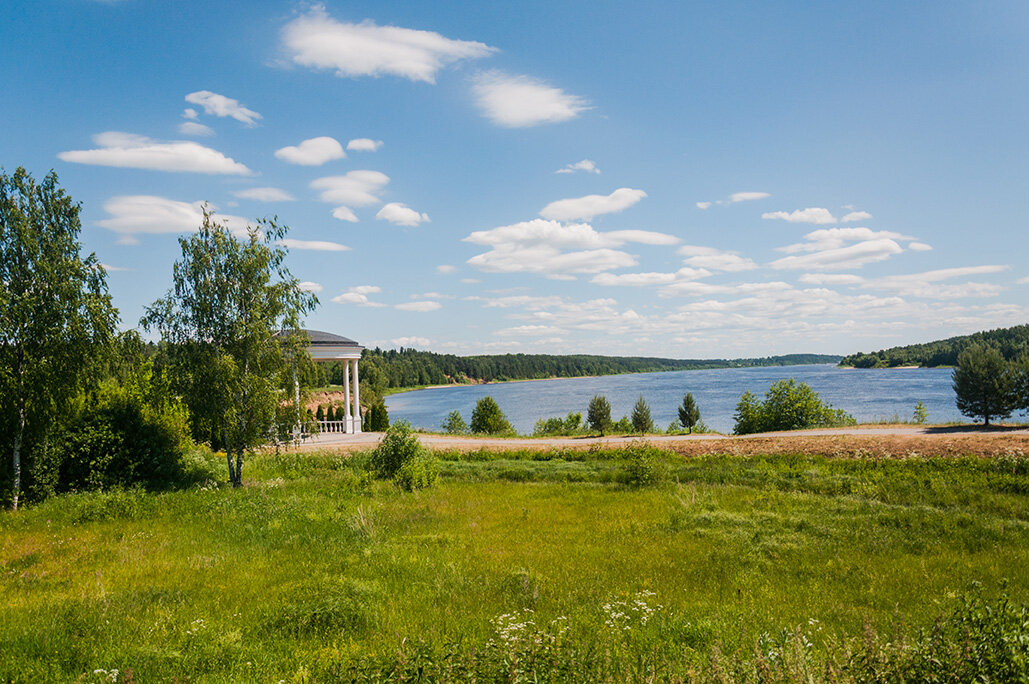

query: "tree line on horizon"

left=839, top=324, right=1029, bottom=369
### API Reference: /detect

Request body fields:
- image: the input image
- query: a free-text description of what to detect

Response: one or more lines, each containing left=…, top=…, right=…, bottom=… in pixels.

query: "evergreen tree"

left=441, top=410, right=467, bottom=434
left=316, top=405, right=325, bottom=422
left=912, top=401, right=928, bottom=424
left=631, top=395, right=654, bottom=434
left=678, top=392, right=701, bottom=433
left=366, top=400, right=389, bottom=431
left=325, top=404, right=335, bottom=422
left=952, top=345, right=1015, bottom=426
left=587, top=394, right=612, bottom=435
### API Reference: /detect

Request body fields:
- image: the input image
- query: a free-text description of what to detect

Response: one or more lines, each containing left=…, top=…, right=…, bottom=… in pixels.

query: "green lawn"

left=2, top=446, right=1028, bottom=682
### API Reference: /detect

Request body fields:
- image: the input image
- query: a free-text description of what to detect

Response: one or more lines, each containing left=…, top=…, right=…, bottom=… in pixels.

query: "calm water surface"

left=384, top=364, right=963, bottom=434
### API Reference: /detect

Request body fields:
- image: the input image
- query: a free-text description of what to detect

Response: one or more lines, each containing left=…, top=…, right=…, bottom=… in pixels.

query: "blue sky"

left=3, top=0, right=1028, bottom=357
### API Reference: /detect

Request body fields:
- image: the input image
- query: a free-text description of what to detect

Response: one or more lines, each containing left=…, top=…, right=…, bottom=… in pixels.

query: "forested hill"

left=316, top=349, right=841, bottom=392
left=839, top=324, right=1029, bottom=368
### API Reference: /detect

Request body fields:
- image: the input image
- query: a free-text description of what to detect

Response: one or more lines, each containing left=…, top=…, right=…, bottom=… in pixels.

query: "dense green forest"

left=839, top=324, right=1029, bottom=368
left=313, top=348, right=842, bottom=396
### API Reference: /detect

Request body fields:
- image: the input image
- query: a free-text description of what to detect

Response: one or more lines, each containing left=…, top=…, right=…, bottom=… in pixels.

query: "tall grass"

left=1, top=445, right=1027, bottom=681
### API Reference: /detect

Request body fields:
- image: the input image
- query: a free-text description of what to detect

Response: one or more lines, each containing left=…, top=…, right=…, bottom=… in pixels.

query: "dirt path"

left=298, top=424, right=1029, bottom=457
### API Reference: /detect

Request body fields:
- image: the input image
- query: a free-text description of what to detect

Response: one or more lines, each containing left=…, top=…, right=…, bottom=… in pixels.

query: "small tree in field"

left=678, top=392, right=701, bottom=433
left=441, top=410, right=467, bottom=434
left=1, top=168, right=117, bottom=509
left=587, top=394, right=612, bottom=435
left=952, top=345, right=1015, bottom=426
left=470, top=396, right=511, bottom=434
left=142, top=210, right=317, bottom=486
left=631, top=395, right=654, bottom=434
left=912, top=401, right=928, bottom=424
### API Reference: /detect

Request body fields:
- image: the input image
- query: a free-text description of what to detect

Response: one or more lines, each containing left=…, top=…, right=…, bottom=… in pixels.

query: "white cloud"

left=729, top=191, right=770, bottom=203
left=184, top=91, right=262, bottom=126
left=177, top=121, right=214, bottom=137
left=97, top=195, right=252, bottom=238
left=311, top=171, right=390, bottom=206
left=677, top=245, right=757, bottom=272
left=182, top=108, right=198, bottom=120
left=391, top=336, right=431, bottom=347
left=332, top=285, right=385, bottom=307
left=539, top=188, right=646, bottom=222
left=99, top=263, right=132, bottom=272
left=696, top=201, right=712, bottom=209
left=496, top=324, right=564, bottom=336
left=555, top=159, right=600, bottom=174
left=280, top=8, right=496, bottom=83
left=347, top=138, right=383, bottom=152
left=464, top=218, right=676, bottom=276
left=591, top=272, right=678, bottom=287
left=275, top=136, right=346, bottom=166
left=777, top=228, right=913, bottom=255
left=908, top=241, right=933, bottom=251
left=762, top=207, right=837, bottom=224
left=436, top=265, right=456, bottom=274
left=59, top=132, right=252, bottom=175
left=770, top=238, right=903, bottom=271
left=234, top=187, right=295, bottom=202
left=472, top=71, right=589, bottom=127
left=332, top=206, right=359, bottom=222
left=1018, top=276, right=1029, bottom=285
left=396, top=300, right=442, bottom=312
left=375, top=202, right=430, bottom=226
left=798, top=273, right=865, bottom=286
left=277, top=238, right=350, bottom=252
left=865, top=266, right=1009, bottom=299
left=841, top=210, right=872, bottom=223
left=298, top=281, right=323, bottom=293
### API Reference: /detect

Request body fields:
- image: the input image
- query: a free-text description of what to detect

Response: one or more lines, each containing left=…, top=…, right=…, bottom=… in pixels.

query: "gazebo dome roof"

left=300, top=329, right=361, bottom=346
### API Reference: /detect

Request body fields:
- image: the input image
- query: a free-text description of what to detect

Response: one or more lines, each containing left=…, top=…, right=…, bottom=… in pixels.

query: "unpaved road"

left=298, top=425, right=1029, bottom=455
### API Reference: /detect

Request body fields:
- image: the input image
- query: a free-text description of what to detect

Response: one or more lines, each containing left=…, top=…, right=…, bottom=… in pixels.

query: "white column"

left=352, top=358, right=361, bottom=433
left=343, top=359, right=352, bottom=433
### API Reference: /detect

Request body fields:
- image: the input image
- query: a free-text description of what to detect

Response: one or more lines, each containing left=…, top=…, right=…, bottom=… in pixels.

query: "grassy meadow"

left=3, top=443, right=1029, bottom=681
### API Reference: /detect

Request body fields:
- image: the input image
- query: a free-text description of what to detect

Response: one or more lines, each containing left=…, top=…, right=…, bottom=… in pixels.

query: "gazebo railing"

left=317, top=419, right=357, bottom=434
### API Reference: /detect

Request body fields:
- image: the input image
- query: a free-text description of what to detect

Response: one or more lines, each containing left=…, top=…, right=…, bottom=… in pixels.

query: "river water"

left=384, top=364, right=964, bottom=434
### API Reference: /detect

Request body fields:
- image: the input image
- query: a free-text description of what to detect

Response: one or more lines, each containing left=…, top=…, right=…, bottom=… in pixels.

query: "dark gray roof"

left=301, top=329, right=361, bottom=346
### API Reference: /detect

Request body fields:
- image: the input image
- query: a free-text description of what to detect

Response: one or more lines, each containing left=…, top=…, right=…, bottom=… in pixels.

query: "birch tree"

left=0, top=168, right=116, bottom=509
left=142, top=210, right=316, bottom=486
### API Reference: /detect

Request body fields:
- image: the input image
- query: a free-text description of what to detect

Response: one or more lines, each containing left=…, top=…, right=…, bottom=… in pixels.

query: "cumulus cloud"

left=332, top=285, right=385, bottom=306
left=496, top=324, right=564, bottom=336
left=311, top=170, right=390, bottom=206
left=331, top=206, right=359, bottom=222
left=590, top=268, right=710, bottom=287
left=762, top=207, right=837, bottom=224
left=97, top=195, right=253, bottom=239
left=182, top=108, right=198, bottom=120
left=396, top=300, right=442, bottom=312
left=234, top=187, right=295, bottom=202
left=275, top=136, right=346, bottom=166
left=797, top=273, right=866, bottom=286
left=277, top=238, right=350, bottom=252
left=770, top=238, right=903, bottom=271
left=177, top=121, right=214, bottom=137
left=472, top=71, right=589, bottom=127
left=841, top=210, right=872, bottom=223
left=539, top=188, right=646, bottom=221
left=347, top=138, right=383, bottom=152
left=280, top=8, right=496, bottom=83
left=298, top=281, right=323, bottom=293
left=865, top=266, right=1009, bottom=299
left=696, top=201, right=712, bottom=209
left=555, top=159, right=600, bottom=174
left=436, top=265, right=456, bottom=274
left=464, top=218, right=675, bottom=276
left=375, top=202, right=430, bottom=226
left=59, top=132, right=252, bottom=175
left=184, top=91, right=262, bottom=126
left=677, top=245, right=757, bottom=272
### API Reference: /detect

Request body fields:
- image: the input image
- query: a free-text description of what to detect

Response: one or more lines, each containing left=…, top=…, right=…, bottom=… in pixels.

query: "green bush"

left=441, top=410, right=467, bottom=434
left=395, top=454, right=440, bottom=491
left=620, top=441, right=668, bottom=487
left=369, top=421, right=424, bottom=479
left=734, top=379, right=856, bottom=435
left=363, top=399, right=389, bottom=431
left=470, top=396, right=512, bottom=434
left=532, top=412, right=585, bottom=436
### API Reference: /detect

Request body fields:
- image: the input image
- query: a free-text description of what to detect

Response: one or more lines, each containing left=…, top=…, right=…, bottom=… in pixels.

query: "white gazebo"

left=304, top=329, right=365, bottom=433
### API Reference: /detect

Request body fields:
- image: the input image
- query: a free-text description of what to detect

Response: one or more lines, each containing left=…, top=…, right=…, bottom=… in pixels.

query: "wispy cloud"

left=762, top=207, right=837, bottom=224
left=555, top=159, right=600, bottom=174
left=678, top=245, right=758, bottom=272
left=347, top=138, right=383, bottom=152
left=539, top=188, right=646, bottom=222
left=396, top=300, right=442, bottom=312
left=184, top=90, right=262, bottom=126
left=311, top=170, right=390, bottom=206
left=177, top=121, right=214, bottom=137
left=277, top=238, right=350, bottom=252
left=472, top=71, right=589, bottom=127
left=696, top=191, right=770, bottom=209
left=59, top=132, right=252, bottom=175
left=234, top=187, right=295, bottom=202
left=281, top=8, right=496, bottom=83
left=97, top=195, right=252, bottom=239
left=841, top=210, right=872, bottom=223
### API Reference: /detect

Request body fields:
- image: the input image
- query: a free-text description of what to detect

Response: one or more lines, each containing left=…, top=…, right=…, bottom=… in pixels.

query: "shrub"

left=470, top=396, right=512, bottom=434
left=395, top=454, right=440, bottom=491
left=364, top=399, right=389, bottom=432
left=621, top=441, right=667, bottom=487
left=532, top=412, right=585, bottom=436
left=587, top=395, right=612, bottom=434
left=612, top=416, right=633, bottom=433
left=733, top=379, right=856, bottom=435
left=441, top=410, right=467, bottom=434
left=912, top=401, right=928, bottom=424
left=369, top=422, right=424, bottom=478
